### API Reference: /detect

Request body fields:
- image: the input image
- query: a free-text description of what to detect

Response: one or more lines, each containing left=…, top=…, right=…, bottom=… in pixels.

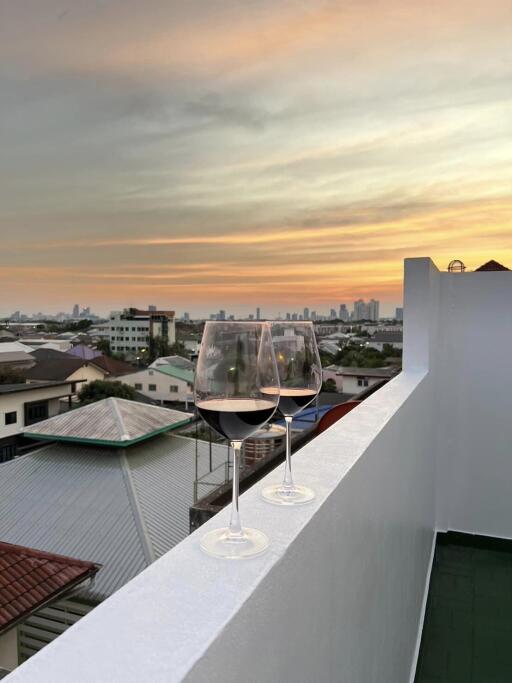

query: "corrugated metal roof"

left=24, top=398, right=193, bottom=446
left=129, top=435, right=227, bottom=557
left=0, top=436, right=228, bottom=602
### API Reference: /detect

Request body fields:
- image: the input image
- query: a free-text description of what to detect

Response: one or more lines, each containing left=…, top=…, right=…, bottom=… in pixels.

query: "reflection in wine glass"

left=194, top=322, right=280, bottom=559
left=261, top=322, right=321, bottom=505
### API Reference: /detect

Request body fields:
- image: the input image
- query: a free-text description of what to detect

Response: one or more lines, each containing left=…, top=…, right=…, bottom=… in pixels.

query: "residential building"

left=322, top=365, right=398, bottom=394
left=0, top=352, right=35, bottom=372
left=109, top=308, right=176, bottom=356
left=120, top=364, right=194, bottom=406
left=149, top=355, right=194, bottom=371
left=367, top=331, right=403, bottom=352
left=24, top=353, right=134, bottom=392
left=0, top=543, right=98, bottom=674
left=0, top=381, right=75, bottom=461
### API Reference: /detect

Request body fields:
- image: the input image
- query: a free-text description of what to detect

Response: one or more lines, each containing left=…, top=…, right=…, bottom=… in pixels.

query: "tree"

left=0, top=367, right=26, bottom=385
left=78, top=380, right=136, bottom=406
left=321, top=378, right=337, bottom=393
left=95, top=339, right=111, bottom=355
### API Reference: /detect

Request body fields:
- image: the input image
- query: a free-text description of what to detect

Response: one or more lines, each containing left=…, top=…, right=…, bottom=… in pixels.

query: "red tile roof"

left=475, top=260, right=510, bottom=272
left=90, top=355, right=135, bottom=376
left=0, top=542, right=99, bottom=634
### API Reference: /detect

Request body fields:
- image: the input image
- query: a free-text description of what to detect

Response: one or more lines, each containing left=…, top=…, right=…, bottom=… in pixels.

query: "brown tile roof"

left=23, top=357, right=87, bottom=381
left=90, top=355, right=135, bottom=376
left=475, top=260, right=510, bottom=271
left=0, top=542, right=99, bottom=634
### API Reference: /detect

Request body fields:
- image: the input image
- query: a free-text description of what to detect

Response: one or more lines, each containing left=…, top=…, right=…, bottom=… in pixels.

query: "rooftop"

left=0, top=541, right=98, bottom=635
left=154, top=364, right=195, bottom=384
left=0, top=382, right=72, bottom=396
left=0, top=435, right=226, bottom=601
left=23, top=397, right=193, bottom=446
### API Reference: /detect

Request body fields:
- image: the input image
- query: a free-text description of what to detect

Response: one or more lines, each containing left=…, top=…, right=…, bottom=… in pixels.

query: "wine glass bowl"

left=261, top=322, right=322, bottom=506
left=194, top=321, right=280, bottom=559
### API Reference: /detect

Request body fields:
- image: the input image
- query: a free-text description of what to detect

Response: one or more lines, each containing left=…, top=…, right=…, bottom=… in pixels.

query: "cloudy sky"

left=1, top=0, right=511, bottom=317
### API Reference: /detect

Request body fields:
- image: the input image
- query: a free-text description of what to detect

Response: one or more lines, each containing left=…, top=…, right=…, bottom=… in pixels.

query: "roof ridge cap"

left=119, top=451, right=156, bottom=565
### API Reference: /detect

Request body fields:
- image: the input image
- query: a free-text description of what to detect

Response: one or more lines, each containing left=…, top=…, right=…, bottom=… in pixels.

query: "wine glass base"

left=200, top=527, right=269, bottom=559
left=261, top=484, right=315, bottom=506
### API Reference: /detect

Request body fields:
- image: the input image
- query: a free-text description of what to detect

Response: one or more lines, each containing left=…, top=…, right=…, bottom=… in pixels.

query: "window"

left=357, top=377, right=369, bottom=387
left=0, top=444, right=16, bottom=463
left=134, top=383, right=143, bottom=390
left=170, top=385, right=178, bottom=393
left=5, top=411, right=17, bottom=425
left=148, top=370, right=154, bottom=375
left=148, top=384, right=157, bottom=391
left=24, top=400, right=49, bottom=426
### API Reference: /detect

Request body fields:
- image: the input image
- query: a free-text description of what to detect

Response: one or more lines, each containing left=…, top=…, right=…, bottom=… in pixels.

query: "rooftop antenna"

left=447, top=259, right=466, bottom=273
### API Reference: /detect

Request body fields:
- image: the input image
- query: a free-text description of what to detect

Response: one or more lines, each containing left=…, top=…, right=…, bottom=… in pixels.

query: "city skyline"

left=2, top=1, right=512, bottom=313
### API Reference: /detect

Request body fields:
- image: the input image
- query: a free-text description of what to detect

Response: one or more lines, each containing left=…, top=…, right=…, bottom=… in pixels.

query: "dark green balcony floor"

left=415, top=532, right=512, bottom=683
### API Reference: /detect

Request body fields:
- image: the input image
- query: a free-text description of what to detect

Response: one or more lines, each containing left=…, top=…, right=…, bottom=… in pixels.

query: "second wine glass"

left=261, top=321, right=321, bottom=505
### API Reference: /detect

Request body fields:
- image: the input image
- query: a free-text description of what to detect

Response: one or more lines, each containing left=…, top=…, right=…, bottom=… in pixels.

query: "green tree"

left=78, top=380, right=136, bottom=406
left=95, top=339, right=111, bottom=355
left=321, top=378, right=337, bottom=393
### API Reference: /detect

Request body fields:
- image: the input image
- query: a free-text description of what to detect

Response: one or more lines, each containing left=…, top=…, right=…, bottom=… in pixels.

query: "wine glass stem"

left=228, top=440, right=243, bottom=537
left=282, top=416, right=294, bottom=489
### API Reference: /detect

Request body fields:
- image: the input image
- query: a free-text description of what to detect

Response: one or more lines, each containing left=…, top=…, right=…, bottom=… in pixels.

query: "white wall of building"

left=121, top=368, right=191, bottom=404
left=0, top=385, right=71, bottom=438
left=0, top=627, right=18, bottom=671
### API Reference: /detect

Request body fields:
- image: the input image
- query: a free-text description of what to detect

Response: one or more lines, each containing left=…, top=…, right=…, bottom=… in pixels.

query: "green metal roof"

left=155, top=365, right=194, bottom=384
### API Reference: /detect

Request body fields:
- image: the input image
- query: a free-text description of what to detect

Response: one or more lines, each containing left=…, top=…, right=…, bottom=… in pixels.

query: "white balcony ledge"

left=6, top=257, right=512, bottom=683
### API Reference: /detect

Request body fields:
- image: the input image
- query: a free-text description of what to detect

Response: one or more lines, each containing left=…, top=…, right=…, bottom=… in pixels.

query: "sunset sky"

left=1, top=0, right=512, bottom=317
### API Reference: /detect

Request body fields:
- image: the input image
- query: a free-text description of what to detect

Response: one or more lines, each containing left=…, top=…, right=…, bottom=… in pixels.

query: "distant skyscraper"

left=395, top=307, right=404, bottom=321
left=303, top=307, right=309, bottom=320
left=291, top=313, right=298, bottom=321
left=256, top=307, right=261, bottom=320
left=338, top=304, right=349, bottom=322
left=218, top=310, right=226, bottom=321
left=353, top=299, right=368, bottom=321
left=183, top=312, right=190, bottom=322
left=368, top=299, right=380, bottom=321
left=248, top=314, right=254, bottom=320
left=329, top=308, right=336, bottom=320
left=72, top=304, right=79, bottom=318
left=148, top=305, right=157, bottom=312
left=286, top=313, right=291, bottom=321
left=311, top=310, right=317, bottom=321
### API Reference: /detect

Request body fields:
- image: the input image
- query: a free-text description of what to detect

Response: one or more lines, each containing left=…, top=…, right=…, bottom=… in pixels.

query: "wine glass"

left=261, top=321, right=321, bottom=505
left=194, top=321, right=280, bottom=559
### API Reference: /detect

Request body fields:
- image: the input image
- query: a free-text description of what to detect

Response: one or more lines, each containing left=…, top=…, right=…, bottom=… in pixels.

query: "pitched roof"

left=475, top=259, right=510, bottom=272
left=0, top=351, right=34, bottom=365
left=90, top=355, right=134, bottom=376
left=150, top=355, right=194, bottom=370
left=0, top=541, right=98, bottom=634
left=24, top=397, right=193, bottom=446
left=338, top=366, right=398, bottom=378
left=30, top=348, right=74, bottom=360
left=68, top=344, right=102, bottom=361
left=155, top=365, right=194, bottom=384
left=0, top=342, right=34, bottom=354
left=0, top=382, right=73, bottom=395
left=370, top=331, right=403, bottom=343
left=0, top=435, right=228, bottom=600
left=23, top=357, right=87, bottom=381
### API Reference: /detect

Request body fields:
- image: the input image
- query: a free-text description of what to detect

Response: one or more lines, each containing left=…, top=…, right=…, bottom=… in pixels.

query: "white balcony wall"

left=435, top=269, right=512, bottom=539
